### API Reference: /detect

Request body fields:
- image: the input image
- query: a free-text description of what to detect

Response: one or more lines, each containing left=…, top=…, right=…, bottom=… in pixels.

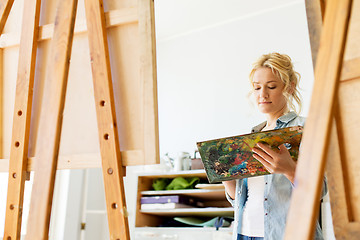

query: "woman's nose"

left=260, top=88, right=268, bottom=98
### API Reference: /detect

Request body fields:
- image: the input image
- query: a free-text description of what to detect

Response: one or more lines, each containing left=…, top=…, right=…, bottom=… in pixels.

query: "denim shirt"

left=226, top=112, right=327, bottom=240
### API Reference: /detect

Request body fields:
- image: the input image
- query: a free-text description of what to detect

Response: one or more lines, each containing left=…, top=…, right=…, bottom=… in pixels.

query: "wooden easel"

left=285, top=0, right=360, bottom=239
left=0, top=0, right=158, bottom=239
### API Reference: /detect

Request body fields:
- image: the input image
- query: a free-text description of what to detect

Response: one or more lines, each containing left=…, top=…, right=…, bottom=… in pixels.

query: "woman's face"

left=252, top=67, right=287, bottom=116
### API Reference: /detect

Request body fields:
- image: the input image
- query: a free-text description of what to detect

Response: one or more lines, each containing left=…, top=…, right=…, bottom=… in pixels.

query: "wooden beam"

left=284, top=0, right=353, bottom=239
left=24, top=0, right=78, bottom=238
left=84, top=0, right=130, bottom=238
left=320, top=0, right=326, bottom=21
left=0, top=48, right=3, bottom=158
left=0, top=0, right=14, bottom=34
left=0, top=150, right=144, bottom=172
left=3, top=0, right=42, bottom=239
left=305, top=0, right=324, bottom=68
left=340, top=57, right=360, bottom=81
left=0, top=8, right=138, bottom=48
left=326, top=100, right=360, bottom=238
left=138, top=0, right=159, bottom=165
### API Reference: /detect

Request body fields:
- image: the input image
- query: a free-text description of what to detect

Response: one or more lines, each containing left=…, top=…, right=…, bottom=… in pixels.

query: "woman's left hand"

left=252, top=142, right=297, bottom=183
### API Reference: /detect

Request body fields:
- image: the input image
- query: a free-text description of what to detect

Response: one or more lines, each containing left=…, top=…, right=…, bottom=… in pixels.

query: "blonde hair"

left=249, top=52, right=302, bottom=114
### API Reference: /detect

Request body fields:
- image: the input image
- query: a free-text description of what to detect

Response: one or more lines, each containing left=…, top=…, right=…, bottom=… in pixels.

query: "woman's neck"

left=264, top=107, right=289, bottom=130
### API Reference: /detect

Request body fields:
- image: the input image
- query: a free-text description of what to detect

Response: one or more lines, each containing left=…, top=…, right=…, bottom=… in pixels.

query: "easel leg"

left=3, top=0, right=41, bottom=239
left=24, top=0, right=78, bottom=239
left=84, top=0, right=130, bottom=239
left=284, top=0, right=353, bottom=239
left=0, top=0, right=15, bottom=159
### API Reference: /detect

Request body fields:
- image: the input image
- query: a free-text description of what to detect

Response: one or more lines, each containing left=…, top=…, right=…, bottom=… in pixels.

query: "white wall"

left=155, top=0, right=315, bottom=159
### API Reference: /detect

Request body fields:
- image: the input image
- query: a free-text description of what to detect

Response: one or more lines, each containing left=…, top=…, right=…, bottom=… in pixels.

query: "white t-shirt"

left=240, top=175, right=265, bottom=237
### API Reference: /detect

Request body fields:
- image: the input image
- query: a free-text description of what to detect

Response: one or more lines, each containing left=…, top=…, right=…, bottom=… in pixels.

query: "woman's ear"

left=287, top=82, right=295, bottom=95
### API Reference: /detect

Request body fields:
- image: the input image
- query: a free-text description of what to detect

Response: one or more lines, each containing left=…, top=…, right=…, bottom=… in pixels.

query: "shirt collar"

left=251, top=111, right=298, bottom=133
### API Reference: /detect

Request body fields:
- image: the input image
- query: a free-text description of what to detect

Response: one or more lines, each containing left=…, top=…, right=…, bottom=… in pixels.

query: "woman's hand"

left=252, top=142, right=297, bottom=183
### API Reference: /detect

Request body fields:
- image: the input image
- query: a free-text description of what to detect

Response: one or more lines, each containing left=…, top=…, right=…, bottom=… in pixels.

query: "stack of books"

left=140, top=195, right=204, bottom=210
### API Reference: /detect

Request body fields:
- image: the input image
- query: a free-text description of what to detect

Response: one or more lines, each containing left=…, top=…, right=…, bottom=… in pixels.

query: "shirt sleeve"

left=225, top=190, right=235, bottom=206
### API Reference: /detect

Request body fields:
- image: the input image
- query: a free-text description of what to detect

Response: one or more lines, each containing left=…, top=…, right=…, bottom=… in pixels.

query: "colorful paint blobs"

left=197, top=126, right=303, bottom=183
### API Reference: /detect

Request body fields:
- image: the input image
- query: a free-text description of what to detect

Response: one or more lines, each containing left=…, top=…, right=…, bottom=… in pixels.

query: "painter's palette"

left=197, top=126, right=303, bottom=183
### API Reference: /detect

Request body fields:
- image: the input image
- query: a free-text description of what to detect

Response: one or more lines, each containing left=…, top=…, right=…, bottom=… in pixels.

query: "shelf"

left=140, top=207, right=234, bottom=217
left=135, top=170, right=234, bottom=227
left=141, top=189, right=226, bottom=200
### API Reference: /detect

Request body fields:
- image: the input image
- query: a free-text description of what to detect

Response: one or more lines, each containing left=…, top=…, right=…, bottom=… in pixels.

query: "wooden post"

left=284, top=0, right=353, bottom=239
left=304, top=0, right=323, bottom=68
left=0, top=0, right=14, bottom=34
left=3, top=0, right=41, bottom=239
left=84, top=0, right=130, bottom=238
left=24, top=0, right=78, bottom=239
left=0, top=1, right=14, bottom=153
left=0, top=48, right=3, bottom=158
left=138, top=0, right=159, bottom=165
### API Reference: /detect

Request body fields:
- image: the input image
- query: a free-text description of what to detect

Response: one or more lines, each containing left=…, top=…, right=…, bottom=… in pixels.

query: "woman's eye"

left=269, top=86, right=276, bottom=89
left=254, top=87, right=260, bottom=90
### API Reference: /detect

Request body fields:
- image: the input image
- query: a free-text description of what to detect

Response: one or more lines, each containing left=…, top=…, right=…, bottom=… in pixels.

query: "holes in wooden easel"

left=107, top=168, right=113, bottom=175
left=111, top=203, right=118, bottom=209
left=104, top=134, right=110, bottom=140
left=17, top=110, right=22, bottom=116
left=7, top=236, right=11, bottom=240
left=100, top=100, right=106, bottom=107
left=15, top=141, right=20, bottom=147
left=9, top=204, right=14, bottom=210
left=12, top=173, right=17, bottom=179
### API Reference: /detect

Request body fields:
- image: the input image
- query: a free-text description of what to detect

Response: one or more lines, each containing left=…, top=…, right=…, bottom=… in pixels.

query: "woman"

left=223, top=53, right=326, bottom=240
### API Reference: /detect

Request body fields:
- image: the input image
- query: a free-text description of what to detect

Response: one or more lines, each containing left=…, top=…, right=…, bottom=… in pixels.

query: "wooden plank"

left=140, top=207, right=234, bottom=217
left=341, top=57, right=360, bottom=81
left=84, top=0, right=130, bottom=238
left=343, top=0, right=360, bottom=61
left=0, top=8, right=138, bottom=48
left=305, top=0, right=323, bottom=68
left=0, top=150, right=144, bottom=172
left=3, top=0, right=41, bottom=239
left=284, top=0, right=353, bottom=239
left=0, top=0, right=14, bottom=34
left=0, top=48, right=3, bottom=158
left=320, top=0, right=326, bottom=21
left=24, top=0, right=78, bottom=238
left=337, top=78, right=360, bottom=222
left=326, top=100, right=360, bottom=239
left=138, top=0, right=159, bottom=165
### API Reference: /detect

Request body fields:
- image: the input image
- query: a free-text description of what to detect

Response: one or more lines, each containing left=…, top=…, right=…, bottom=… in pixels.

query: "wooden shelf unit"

left=135, top=170, right=234, bottom=227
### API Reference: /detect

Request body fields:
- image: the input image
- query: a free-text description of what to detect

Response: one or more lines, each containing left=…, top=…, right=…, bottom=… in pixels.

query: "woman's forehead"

left=253, top=68, right=281, bottom=83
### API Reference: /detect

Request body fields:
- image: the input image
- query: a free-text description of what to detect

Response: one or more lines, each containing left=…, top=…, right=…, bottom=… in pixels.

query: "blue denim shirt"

left=226, top=112, right=327, bottom=240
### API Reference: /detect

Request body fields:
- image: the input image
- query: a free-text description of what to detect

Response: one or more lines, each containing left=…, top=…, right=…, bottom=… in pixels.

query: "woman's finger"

left=252, top=147, right=273, bottom=165
left=256, top=142, right=278, bottom=157
left=253, top=153, right=273, bottom=173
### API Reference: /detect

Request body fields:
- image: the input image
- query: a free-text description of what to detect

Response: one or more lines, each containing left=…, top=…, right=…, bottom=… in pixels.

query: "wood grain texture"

left=0, top=0, right=14, bottom=34
left=24, top=0, right=78, bottom=238
left=305, top=0, right=323, bottom=68
left=138, top=0, right=159, bottom=165
left=284, top=0, right=353, bottom=239
left=337, top=78, right=360, bottom=222
left=3, top=0, right=41, bottom=239
left=0, top=49, right=3, bottom=158
left=84, top=0, right=130, bottom=238
left=340, top=57, right=360, bottom=81
left=0, top=7, right=138, bottom=48
left=0, top=150, right=144, bottom=172
left=343, top=0, right=360, bottom=61
left=327, top=103, right=360, bottom=239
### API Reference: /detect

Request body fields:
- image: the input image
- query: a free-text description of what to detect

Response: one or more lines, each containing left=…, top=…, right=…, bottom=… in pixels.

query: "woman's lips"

left=259, top=102, right=271, bottom=104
